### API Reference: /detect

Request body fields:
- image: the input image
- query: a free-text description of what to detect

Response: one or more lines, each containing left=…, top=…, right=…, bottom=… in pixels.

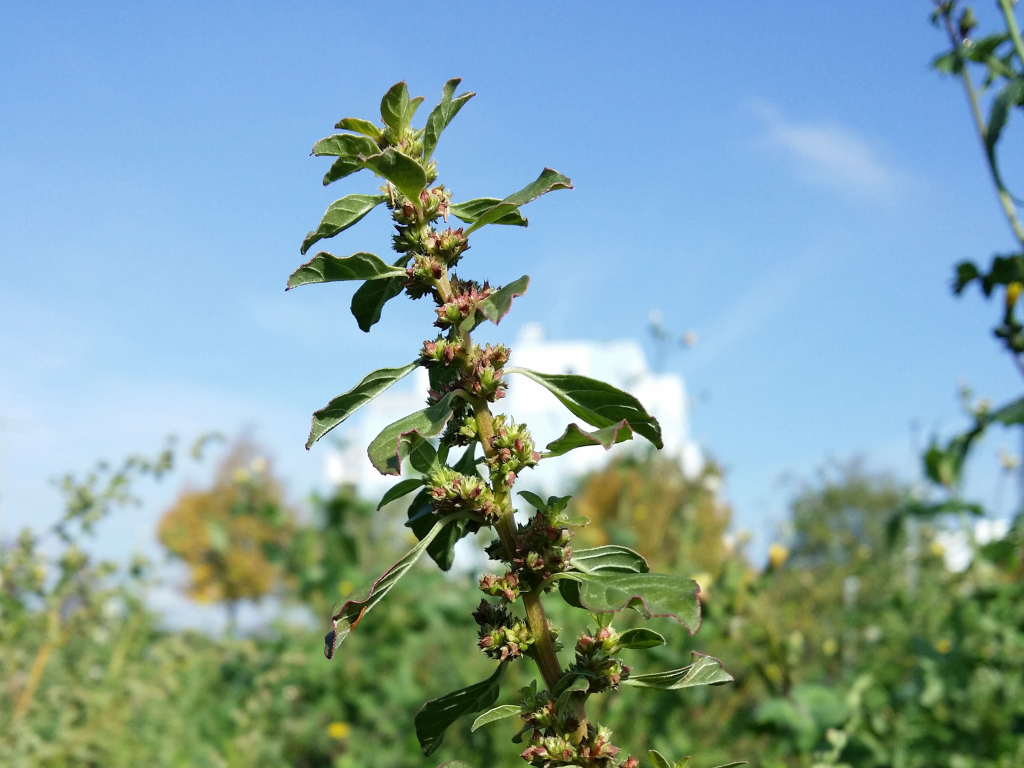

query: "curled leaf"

left=325, top=515, right=457, bottom=658
left=459, top=275, right=529, bottom=333
left=571, top=545, right=649, bottom=574
left=618, top=627, right=666, bottom=650
left=623, top=652, right=733, bottom=690
left=470, top=704, right=522, bottom=732
left=367, top=391, right=463, bottom=475
left=544, top=420, right=633, bottom=457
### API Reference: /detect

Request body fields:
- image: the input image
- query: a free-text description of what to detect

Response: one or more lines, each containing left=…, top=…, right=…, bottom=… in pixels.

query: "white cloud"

left=753, top=102, right=912, bottom=199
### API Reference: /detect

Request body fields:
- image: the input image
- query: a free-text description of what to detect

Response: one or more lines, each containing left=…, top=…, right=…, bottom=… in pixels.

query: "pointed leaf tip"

left=305, top=362, right=418, bottom=449
left=506, top=368, right=663, bottom=449
left=415, top=664, right=506, bottom=755
left=367, top=391, right=462, bottom=475
left=287, top=251, right=407, bottom=290
left=301, top=194, right=386, bottom=255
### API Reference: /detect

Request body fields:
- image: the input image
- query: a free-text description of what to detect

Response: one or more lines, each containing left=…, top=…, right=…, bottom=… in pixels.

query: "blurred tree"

left=157, top=440, right=294, bottom=627
left=570, top=451, right=735, bottom=579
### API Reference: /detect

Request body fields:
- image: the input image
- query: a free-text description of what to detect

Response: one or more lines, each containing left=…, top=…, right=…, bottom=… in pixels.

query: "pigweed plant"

left=287, top=80, right=739, bottom=768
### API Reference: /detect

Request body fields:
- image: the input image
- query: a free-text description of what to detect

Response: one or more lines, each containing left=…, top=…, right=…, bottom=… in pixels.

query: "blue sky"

left=2, top=1, right=1024, bottom=564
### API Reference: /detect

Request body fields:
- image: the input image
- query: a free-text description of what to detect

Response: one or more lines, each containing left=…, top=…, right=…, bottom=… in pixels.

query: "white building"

left=324, top=324, right=702, bottom=500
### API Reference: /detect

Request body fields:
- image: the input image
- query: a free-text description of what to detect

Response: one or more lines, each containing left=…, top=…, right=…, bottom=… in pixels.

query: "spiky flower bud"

left=420, top=335, right=463, bottom=367
left=472, top=598, right=535, bottom=661
left=479, top=571, right=521, bottom=602
left=486, top=414, right=539, bottom=484
left=426, top=466, right=499, bottom=520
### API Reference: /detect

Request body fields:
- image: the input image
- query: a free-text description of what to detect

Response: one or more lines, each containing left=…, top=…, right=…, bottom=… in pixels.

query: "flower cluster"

left=520, top=725, right=624, bottom=768
left=479, top=571, right=521, bottom=602
left=426, top=466, right=499, bottom=521
left=424, top=227, right=469, bottom=265
left=569, top=626, right=631, bottom=693
left=434, top=278, right=492, bottom=330
left=473, top=599, right=535, bottom=661
left=486, top=414, right=540, bottom=485
left=488, top=510, right=573, bottom=585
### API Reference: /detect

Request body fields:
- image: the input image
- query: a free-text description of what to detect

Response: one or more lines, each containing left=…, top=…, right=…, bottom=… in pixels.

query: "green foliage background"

left=3, top=447, right=1022, bottom=768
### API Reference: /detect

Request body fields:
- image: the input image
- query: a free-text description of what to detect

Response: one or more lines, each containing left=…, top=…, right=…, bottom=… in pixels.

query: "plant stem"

left=943, top=16, right=1024, bottom=247
left=523, top=589, right=564, bottom=690
left=13, top=605, right=60, bottom=723
left=998, top=0, right=1024, bottom=68
left=473, top=400, right=564, bottom=690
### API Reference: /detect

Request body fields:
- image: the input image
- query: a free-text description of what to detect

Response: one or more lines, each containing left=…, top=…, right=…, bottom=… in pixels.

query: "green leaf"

left=470, top=704, right=522, bottom=732
left=415, top=663, right=506, bottom=756
left=649, top=750, right=673, bottom=768
left=322, top=158, right=361, bottom=186
left=301, top=194, right=386, bottom=255
left=623, top=652, right=733, bottom=690
left=405, top=95, right=425, bottom=126
left=709, top=763, right=746, bottom=768
left=312, top=133, right=380, bottom=158
left=407, top=435, right=439, bottom=474
left=506, top=368, right=663, bottom=449
left=405, top=488, right=477, bottom=572
left=380, top=81, right=410, bottom=132
left=376, top=478, right=424, bottom=510
left=334, top=116, right=383, bottom=140
left=367, top=391, right=462, bottom=476
left=312, top=134, right=380, bottom=187
left=544, top=420, right=634, bottom=457
left=986, top=77, right=1024, bottom=195
left=459, top=275, right=529, bottom=333
left=287, top=251, right=406, bottom=290
left=357, top=149, right=428, bottom=202
left=305, top=362, right=418, bottom=449
left=465, top=168, right=573, bottom=234
left=450, top=197, right=528, bottom=227
left=675, top=759, right=693, bottom=768
left=571, top=545, right=649, bottom=574
left=952, top=261, right=981, bottom=295
left=619, top=627, right=666, bottom=649
left=452, top=442, right=480, bottom=476
left=517, top=490, right=547, bottom=510
left=350, top=255, right=409, bottom=332
left=560, top=572, right=701, bottom=632
left=423, top=78, right=476, bottom=160
left=555, top=676, right=589, bottom=715
left=325, top=515, right=455, bottom=658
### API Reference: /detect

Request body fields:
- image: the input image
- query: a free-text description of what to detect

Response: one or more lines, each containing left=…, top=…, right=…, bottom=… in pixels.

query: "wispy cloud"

left=753, top=102, right=913, bottom=199
left=686, top=252, right=813, bottom=373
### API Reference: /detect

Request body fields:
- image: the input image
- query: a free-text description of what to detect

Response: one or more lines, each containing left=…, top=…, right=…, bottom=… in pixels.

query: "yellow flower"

left=768, top=543, right=789, bottom=569
left=327, top=721, right=350, bottom=740
left=935, top=638, right=952, bottom=654
left=1007, top=281, right=1023, bottom=310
